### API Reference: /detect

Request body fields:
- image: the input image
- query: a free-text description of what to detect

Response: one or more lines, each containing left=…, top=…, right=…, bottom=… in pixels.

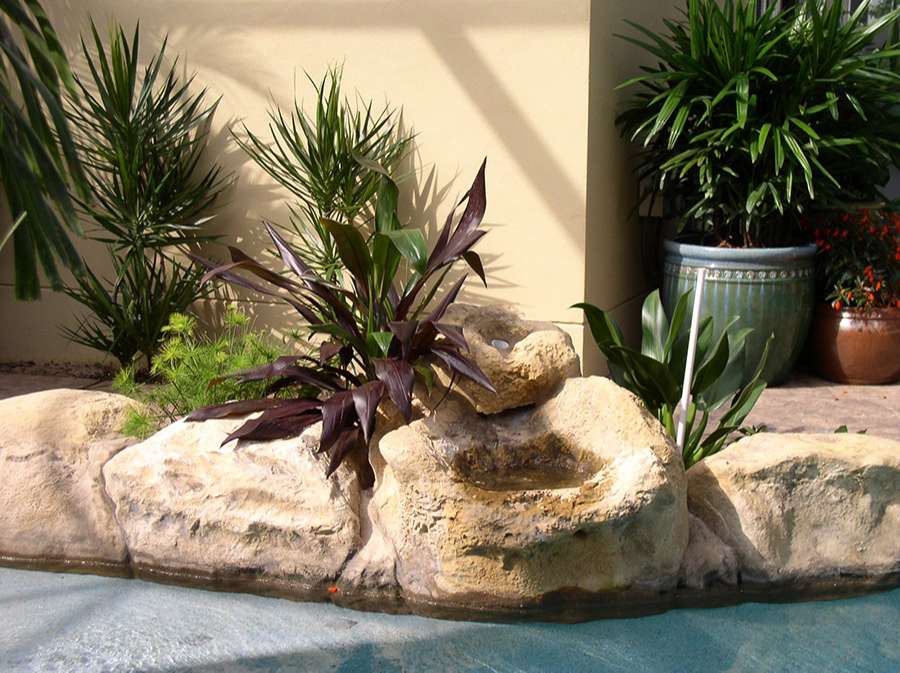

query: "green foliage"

left=575, top=290, right=772, bottom=468
left=189, top=160, right=492, bottom=484
left=616, top=0, right=900, bottom=247
left=113, top=309, right=285, bottom=437
left=234, top=65, right=411, bottom=281
left=61, top=23, right=228, bottom=370
left=1, top=0, right=89, bottom=299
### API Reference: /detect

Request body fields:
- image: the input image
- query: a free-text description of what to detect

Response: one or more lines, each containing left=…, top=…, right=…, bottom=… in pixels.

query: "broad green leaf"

left=367, top=331, right=393, bottom=357
left=384, top=228, right=428, bottom=273
left=640, top=290, right=669, bottom=362
left=322, top=218, right=372, bottom=286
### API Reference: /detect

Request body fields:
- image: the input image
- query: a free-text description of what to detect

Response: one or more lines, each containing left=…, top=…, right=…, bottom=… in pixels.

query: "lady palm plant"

left=234, top=65, right=410, bottom=282
left=1, top=0, right=88, bottom=299
left=617, top=0, right=900, bottom=247
left=62, top=23, right=228, bottom=370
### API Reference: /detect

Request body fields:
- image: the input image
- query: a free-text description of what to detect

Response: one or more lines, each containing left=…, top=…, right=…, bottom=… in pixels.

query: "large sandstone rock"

left=102, top=418, right=362, bottom=589
left=0, top=389, right=135, bottom=568
left=373, top=376, right=688, bottom=606
left=440, top=304, right=580, bottom=414
left=687, top=433, right=900, bottom=586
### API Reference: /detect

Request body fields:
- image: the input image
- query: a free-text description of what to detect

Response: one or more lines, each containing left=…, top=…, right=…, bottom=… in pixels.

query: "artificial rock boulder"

left=0, top=389, right=136, bottom=569
left=440, top=304, right=581, bottom=414
left=373, top=376, right=689, bottom=607
left=102, top=418, right=361, bottom=590
left=686, top=432, right=900, bottom=586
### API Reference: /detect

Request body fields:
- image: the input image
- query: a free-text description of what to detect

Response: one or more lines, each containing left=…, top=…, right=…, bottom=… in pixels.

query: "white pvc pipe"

left=676, top=268, right=707, bottom=452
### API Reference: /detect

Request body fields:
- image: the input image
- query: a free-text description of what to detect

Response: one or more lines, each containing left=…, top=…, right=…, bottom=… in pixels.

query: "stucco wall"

left=0, top=0, right=674, bottom=371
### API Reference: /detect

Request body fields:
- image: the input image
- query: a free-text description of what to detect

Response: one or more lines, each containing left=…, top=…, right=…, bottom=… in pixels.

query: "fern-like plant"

left=62, top=23, right=228, bottom=370
left=114, top=309, right=292, bottom=438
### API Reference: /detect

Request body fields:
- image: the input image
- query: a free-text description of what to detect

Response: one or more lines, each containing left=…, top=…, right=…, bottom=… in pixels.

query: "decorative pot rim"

left=664, top=238, right=817, bottom=264
left=816, top=303, right=900, bottom=321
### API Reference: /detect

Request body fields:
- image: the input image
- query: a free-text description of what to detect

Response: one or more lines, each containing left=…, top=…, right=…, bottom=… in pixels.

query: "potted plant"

left=616, top=0, right=900, bottom=383
left=807, top=207, right=900, bottom=384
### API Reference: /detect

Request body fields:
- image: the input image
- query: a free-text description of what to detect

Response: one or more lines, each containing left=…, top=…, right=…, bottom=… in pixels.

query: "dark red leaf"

left=220, top=402, right=322, bottom=445
left=212, top=355, right=343, bottom=391
left=186, top=398, right=292, bottom=422
left=352, top=380, right=385, bottom=445
left=457, top=158, right=487, bottom=235
left=373, top=358, right=415, bottom=422
left=388, top=320, right=418, bottom=359
left=326, top=427, right=362, bottom=477
left=265, top=221, right=314, bottom=279
left=227, top=246, right=304, bottom=291
left=319, top=341, right=342, bottom=363
left=431, top=347, right=496, bottom=393
left=434, top=322, right=469, bottom=352
left=463, top=250, right=487, bottom=287
left=320, top=391, right=357, bottom=454
left=222, top=411, right=321, bottom=445
left=426, top=274, right=467, bottom=324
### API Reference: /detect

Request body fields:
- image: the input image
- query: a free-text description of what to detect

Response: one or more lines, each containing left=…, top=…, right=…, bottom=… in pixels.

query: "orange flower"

left=328, top=585, right=339, bottom=594
left=833, top=300, right=842, bottom=310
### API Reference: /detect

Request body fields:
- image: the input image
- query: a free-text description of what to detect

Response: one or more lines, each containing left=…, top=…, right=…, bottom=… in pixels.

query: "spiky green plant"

left=62, top=23, right=228, bottom=370
left=234, top=65, right=411, bottom=281
left=576, top=290, right=772, bottom=468
left=1, top=0, right=89, bottom=299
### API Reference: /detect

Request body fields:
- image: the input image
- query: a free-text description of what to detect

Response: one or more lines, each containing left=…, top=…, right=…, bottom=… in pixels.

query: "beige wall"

left=1, top=0, right=674, bottom=371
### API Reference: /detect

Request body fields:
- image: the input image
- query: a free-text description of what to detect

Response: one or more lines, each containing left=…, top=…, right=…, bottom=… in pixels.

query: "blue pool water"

left=1, top=568, right=898, bottom=673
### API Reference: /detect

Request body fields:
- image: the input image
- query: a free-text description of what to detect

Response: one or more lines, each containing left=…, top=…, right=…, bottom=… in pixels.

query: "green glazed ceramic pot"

left=661, top=240, right=816, bottom=385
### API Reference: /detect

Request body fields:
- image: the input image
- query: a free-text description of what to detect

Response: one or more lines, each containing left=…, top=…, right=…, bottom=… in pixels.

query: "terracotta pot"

left=811, top=304, right=900, bottom=385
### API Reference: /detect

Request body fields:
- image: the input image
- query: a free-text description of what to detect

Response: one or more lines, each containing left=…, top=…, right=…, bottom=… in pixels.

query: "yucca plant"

left=188, top=160, right=493, bottom=486
left=617, top=0, right=900, bottom=247
left=1, top=0, right=88, bottom=300
left=576, top=290, right=772, bottom=467
left=62, top=23, right=228, bottom=370
left=235, top=65, right=410, bottom=282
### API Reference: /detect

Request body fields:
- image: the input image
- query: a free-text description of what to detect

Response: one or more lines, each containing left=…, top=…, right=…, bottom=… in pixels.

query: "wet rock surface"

left=0, top=389, right=136, bottom=569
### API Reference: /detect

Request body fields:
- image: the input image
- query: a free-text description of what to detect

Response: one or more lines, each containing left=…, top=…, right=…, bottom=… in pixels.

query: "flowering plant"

left=808, top=207, right=900, bottom=311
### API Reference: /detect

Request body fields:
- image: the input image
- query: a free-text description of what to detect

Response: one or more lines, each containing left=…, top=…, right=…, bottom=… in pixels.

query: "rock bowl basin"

left=372, top=376, right=689, bottom=610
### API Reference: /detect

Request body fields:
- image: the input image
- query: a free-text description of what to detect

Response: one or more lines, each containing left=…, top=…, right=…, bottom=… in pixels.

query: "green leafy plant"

left=113, top=309, right=286, bottom=438
left=188, top=159, right=493, bottom=486
left=235, top=65, right=411, bottom=281
left=805, top=206, right=899, bottom=310
left=616, top=0, right=900, bottom=247
left=575, top=290, right=772, bottom=467
left=61, top=23, right=228, bottom=370
left=1, top=0, right=89, bottom=299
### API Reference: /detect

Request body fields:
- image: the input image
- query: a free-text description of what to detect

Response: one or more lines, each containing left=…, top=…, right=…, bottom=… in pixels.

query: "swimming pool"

left=1, top=568, right=897, bottom=672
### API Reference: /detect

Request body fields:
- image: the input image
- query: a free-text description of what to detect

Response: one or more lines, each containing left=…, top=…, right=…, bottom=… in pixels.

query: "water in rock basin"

left=464, top=464, right=588, bottom=491
left=450, top=432, right=597, bottom=492
left=2, top=568, right=898, bottom=673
